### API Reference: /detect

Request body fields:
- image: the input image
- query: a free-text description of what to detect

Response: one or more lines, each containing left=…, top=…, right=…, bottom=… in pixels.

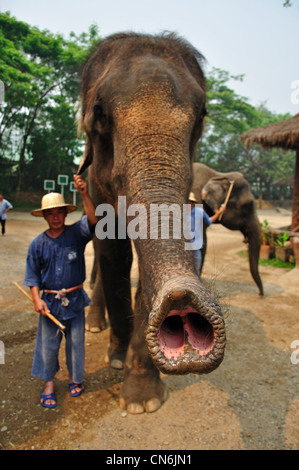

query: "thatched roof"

left=240, top=114, right=299, bottom=151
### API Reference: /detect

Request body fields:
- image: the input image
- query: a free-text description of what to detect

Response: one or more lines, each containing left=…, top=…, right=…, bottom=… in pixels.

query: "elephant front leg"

left=86, top=241, right=107, bottom=332
left=100, top=237, right=134, bottom=369
left=86, top=268, right=107, bottom=332
left=119, top=290, right=168, bottom=414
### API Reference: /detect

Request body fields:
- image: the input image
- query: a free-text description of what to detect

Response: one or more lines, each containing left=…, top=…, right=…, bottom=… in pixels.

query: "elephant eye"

left=93, top=103, right=106, bottom=125
left=93, top=102, right=112, bottom=134
left=200, top=107, right=207, bottom=119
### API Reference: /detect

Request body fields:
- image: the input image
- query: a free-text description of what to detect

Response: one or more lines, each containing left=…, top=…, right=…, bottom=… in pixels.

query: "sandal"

left=41, top=391, right=57, bottom=409
left=69, top=382, right=84, bottom=397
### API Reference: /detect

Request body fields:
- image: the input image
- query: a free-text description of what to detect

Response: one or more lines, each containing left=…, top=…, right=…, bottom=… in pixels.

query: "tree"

left=282, top=1, right=299, bottom=6
left=0, top=12, right=101, bottom=193
left=196, top=68, right=258, bottom=170
left=196, top=68, right=295, bottom=200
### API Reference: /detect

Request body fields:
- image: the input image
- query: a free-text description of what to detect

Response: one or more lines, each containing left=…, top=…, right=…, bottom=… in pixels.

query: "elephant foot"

left=105, top=347, right=128, bottom=370
left=85, top=308, right=107, bottom=333
left=119, top=371, right=168, bottom=414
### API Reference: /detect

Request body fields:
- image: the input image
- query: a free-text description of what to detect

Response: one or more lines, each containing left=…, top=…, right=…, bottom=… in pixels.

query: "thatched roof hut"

left=240, top=114, right=299, bottom=151
left=240, top=114, right=299, bottom=267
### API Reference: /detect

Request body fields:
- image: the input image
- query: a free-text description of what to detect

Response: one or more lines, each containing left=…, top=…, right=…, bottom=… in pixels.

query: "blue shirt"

left=24, top=215, right=94, bottom=321
left=0, top=199, right=13, bottom=220
left=189, top=206, right=211, bottom=251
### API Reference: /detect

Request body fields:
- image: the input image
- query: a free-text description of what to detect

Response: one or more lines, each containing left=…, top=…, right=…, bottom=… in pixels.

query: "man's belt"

left=44, top=284, right=83, bottom=306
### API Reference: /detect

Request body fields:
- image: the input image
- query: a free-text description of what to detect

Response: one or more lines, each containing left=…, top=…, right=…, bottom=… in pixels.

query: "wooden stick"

left=13, top=282, right=66, bottom=331
left=219, top=181, right=234, bottom=221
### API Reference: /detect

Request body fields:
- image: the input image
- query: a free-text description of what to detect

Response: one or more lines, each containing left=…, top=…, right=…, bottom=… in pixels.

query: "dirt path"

left=0, top=209, right=298, bottom=450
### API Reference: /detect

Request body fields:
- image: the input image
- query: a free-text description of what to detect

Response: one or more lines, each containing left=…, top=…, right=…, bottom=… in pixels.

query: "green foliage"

left=0, top=12, right=101, bottom=193
left=274, top=231, right=289, bottom=247
left=0, top=12, right=295, bottom=200
left=238, top=249, right=295, bottom=269
left=260, top=219, right=273, bottom=245
left=196, top=68, right=295, bottom=200
left=258, top=257, right=295, bottom=269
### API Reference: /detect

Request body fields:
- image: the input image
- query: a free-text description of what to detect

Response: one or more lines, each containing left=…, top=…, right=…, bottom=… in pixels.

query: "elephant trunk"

left=246, top=219, right=264, bottom=296
left=124, top=146, right=225, bottom=374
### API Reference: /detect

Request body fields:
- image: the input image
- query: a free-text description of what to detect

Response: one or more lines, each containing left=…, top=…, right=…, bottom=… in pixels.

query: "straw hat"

left=31, top=192, right=77, bottom=217
left=188, top=192, right=197, bottom=203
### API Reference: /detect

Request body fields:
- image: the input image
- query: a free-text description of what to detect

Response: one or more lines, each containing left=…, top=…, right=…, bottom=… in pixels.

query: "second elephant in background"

left=192, top=162, right=264, bottom=296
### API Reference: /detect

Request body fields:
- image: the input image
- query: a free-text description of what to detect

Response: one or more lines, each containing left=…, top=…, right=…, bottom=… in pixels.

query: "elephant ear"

left=76, top=109, right=94, bottom=175
left=77, top=97, right=113, bottom=175
left=201, top=176, right=228, bottom=211
left=77, top=137, right=93, bottom=175
left=206, top=176, right=231, bottom=199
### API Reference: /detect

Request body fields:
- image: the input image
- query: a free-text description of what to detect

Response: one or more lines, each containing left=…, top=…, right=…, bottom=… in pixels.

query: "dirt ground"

left=0, top=208, right=298, bottom=451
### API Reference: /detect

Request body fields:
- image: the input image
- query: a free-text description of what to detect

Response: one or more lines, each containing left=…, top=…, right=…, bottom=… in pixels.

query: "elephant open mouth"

left=146, top=277, right=226, bottom=375
left=158, top=308, right=215, bottom=359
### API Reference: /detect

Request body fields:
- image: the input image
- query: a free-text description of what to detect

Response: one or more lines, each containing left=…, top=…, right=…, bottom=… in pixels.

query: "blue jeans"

left=193, top=249, right=203, bottom=276
left=32, top=311, right=85, bottom=383
left=1, top=218, right=6, bottom=235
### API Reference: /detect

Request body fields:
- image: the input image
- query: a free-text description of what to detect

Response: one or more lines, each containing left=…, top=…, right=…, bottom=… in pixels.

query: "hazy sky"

left=1, top=0, right=299, bottom=115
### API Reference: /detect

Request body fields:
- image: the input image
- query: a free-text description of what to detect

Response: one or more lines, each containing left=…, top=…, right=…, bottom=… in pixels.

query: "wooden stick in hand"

left=219, top=181, right=234, bottom=221
left=13, top=282, right=66, bottom=331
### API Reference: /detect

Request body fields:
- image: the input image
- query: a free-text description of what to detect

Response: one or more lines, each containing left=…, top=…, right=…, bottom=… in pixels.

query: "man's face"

left=43, top=207, right=67, bottom=231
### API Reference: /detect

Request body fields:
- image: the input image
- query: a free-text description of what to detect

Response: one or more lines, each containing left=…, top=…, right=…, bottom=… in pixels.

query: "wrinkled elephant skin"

left=78, top=33, right=226, bottom=413
left=192, top=162, right=264, bottom=296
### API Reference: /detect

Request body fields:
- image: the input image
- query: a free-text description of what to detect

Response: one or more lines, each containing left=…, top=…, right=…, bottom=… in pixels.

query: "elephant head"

left=193, top=162, right=263, bottom=296
left=78, top=33, right=226, bottom=412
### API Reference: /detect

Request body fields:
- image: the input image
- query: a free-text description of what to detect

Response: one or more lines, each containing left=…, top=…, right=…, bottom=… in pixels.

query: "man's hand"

left=210, top=204, right=226, bottom=223
left=73, top=175, right=87, bottom=194
left=31, top=286, right=50, bottom=317
left=73, top=174, right=98, bottom=226
left=35, top=299, right=50, bottom=317
left=219, top=204, right=227, bottom=215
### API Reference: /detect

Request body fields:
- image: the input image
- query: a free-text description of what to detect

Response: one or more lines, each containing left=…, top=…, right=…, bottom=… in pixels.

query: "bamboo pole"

left=14, top=282, right=66, bottom=332
left=219, top=181, right=234, bottom=221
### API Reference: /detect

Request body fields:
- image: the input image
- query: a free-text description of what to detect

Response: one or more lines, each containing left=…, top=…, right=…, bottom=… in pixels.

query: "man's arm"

left=73, top=175, right=98, bottom=226
left=210, top=205, right=226, bottom=223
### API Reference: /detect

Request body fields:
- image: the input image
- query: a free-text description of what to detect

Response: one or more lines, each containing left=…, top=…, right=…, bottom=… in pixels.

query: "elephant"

left=191, top=162, right=264, bottom=296
left=78, top=32, right=226, bottom=414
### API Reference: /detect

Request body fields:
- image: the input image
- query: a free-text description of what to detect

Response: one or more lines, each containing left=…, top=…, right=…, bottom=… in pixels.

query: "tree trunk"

left=16, top=135, right=27, bottom=192
left=16, top=83, right=62, bottom=192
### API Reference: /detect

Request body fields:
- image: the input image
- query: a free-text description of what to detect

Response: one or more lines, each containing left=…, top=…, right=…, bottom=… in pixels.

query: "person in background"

left=0, top=193, right=13, bottom=236
left=188, top=192, right=226, bottom=276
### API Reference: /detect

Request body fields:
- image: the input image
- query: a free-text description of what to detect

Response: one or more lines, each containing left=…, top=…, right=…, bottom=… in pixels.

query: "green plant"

left=274, top=231, right=289, bottom=247
left=237, top=249, right=295, bottom=269
left=260, top=219, right=273, bottom=245
left=259, top=257, right=295, bottom=269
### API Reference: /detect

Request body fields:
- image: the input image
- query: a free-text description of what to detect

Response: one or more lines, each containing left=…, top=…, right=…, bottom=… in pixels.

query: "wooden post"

left=291, top=144, right=299, bottom=268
